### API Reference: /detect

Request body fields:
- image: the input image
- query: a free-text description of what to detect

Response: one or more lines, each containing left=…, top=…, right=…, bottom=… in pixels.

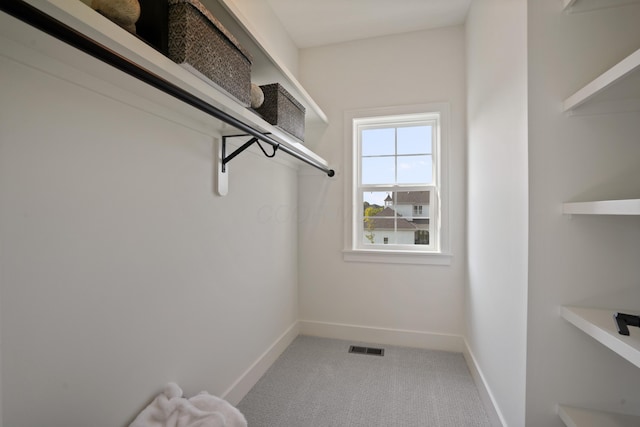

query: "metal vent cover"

left=348, top=345, right=384, bottom=356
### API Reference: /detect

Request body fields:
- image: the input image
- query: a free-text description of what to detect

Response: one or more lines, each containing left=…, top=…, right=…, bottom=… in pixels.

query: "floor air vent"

left=349, top=345, right=384, bottom=356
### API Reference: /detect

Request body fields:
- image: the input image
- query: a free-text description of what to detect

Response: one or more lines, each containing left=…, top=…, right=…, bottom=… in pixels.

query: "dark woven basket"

left=256, top=83, right=306, bottom=141
left=168, top=0, right=252, bottom=106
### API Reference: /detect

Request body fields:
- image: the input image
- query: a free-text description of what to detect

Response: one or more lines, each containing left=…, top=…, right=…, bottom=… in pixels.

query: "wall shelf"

left=562, top=199, right=640, bottom=215
left=563, top=47, right=640, bottom=112
left=558, top=405, right=640, bottom=427
left=0, top=0, right=332, bottom=180
left=214, top=0, right=327, bottom=124
left=560, top=306, right=640, bottom=369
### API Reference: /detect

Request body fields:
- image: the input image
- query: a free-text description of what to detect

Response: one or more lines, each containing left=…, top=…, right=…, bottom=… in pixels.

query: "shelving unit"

left=0, top=0, right=331, bottom=178
left=562, top=199, right=640, bottom=215
left=563, top=47, right=640, bottom=112
left=558, top=405, right=640, bottom=427
left=557, top=1, right=640, bottom=425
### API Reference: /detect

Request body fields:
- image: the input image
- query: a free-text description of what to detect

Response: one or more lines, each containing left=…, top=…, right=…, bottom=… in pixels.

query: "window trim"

left=343, top=103, right=452, bottom=265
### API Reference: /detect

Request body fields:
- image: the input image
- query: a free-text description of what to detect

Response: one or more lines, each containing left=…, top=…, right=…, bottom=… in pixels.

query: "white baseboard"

left=221, top=321, right=300, bottom=406
left=462, top=339, right=506, bottom=427
left=298, top=319, right=465, bottom=353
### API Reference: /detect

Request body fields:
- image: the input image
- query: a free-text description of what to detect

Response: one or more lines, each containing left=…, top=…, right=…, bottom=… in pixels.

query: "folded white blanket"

left=129, top=383, right=247, bottom=427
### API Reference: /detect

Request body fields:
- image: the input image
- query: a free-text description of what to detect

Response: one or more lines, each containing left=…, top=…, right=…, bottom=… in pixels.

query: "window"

left=356, top=114, right=437, bottom=251
left=344, top=104, right=450, bottom=265
left=415, top=230, right=429, bottom=245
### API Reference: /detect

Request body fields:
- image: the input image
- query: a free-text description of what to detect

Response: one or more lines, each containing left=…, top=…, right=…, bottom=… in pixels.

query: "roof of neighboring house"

left=387, top=191, right=430, bottom=205
left=365, top=207, right=417, bottom=230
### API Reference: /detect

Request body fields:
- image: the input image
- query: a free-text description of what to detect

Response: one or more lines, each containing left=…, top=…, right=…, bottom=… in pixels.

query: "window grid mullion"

left=393, top=127, right=398, bottom=244
left=394, top=127, right=398, bottom=185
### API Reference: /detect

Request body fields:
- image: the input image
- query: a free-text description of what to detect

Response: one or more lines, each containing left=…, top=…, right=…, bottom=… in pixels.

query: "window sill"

left=342, top=249, right=452, bottom=265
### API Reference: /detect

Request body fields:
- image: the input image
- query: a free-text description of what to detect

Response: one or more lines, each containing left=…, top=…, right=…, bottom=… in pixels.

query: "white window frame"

left=343, top=103, right=452, bottom=265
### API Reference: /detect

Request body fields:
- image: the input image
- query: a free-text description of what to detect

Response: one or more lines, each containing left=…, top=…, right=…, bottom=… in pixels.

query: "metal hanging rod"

left=1, top=0, right=335, bottom=178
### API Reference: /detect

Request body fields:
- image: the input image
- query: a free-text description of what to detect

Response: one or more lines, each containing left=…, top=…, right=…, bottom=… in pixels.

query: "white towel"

left=129, top=383, right=247, bottom=427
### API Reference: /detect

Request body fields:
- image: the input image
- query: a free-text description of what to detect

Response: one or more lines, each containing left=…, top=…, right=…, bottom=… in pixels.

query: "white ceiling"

left=264, top=0, right=472, bottom=48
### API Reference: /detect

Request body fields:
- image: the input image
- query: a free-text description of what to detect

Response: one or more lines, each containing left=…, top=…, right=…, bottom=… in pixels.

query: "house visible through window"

left=352, top=109, right=443, bottom=254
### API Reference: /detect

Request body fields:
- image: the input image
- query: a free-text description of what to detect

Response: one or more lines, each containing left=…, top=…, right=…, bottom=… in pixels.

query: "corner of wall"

left=222, top=322, right=300, bottom=406
left=465, top=0, right=528, bottom=426
left=462, top=339, right=507, bottom=427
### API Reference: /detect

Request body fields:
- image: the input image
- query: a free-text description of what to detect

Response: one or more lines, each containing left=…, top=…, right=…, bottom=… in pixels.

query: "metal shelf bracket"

left=221, top=135, right=279, bottom=173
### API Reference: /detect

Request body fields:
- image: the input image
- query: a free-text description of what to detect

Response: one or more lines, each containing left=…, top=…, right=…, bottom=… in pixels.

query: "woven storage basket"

left=168, top=0, right=253, bottom=106
left=255, top=83, right=306, bottom=141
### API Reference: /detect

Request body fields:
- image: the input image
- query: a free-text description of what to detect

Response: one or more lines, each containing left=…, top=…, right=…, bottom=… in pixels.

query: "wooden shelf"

left=563, top=47, right=640, bottom=112
left=1, top=0, right=329, bottom=169
left=560, top=306, right=640, bottom=369
left=562, top=199, right=640, bottom=215
left=558, top=405, right=640, bottom=427
left=563, top=0, right=640, bottom=13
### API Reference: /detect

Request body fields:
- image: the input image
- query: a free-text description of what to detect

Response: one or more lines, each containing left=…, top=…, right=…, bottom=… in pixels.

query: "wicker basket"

left=168, top=0, right=253, bottom=106
left=255, top=83, right=306, bottom=141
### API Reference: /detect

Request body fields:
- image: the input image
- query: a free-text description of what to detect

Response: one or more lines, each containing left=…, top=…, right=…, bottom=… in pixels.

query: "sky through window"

left=362, top=125, right=432, bottom=205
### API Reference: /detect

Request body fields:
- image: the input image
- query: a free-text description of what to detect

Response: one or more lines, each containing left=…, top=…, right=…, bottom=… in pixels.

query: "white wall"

left=297, top=27, right=467, bottom=347
left=465, top=1, right=528, bottom=426
left=526, top=2, right=640, bottom=425
left=0, top=234, right=2, bottom=425
left=0, top=34, right=299, bottom=426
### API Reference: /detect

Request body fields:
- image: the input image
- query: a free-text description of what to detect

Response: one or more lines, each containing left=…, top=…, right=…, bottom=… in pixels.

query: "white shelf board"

left=558, top=405, right=640, bottom=427
left=7, top=0, right=328, bottom=169
left=215, top=0, right=328, bottom=124
left=563, top=47, right=640, bottom=112
left=560, top=306, right=640, bottom=369
left=562, top=199, right=640, bottom=215
left=562, top=0, right=640, bottom=12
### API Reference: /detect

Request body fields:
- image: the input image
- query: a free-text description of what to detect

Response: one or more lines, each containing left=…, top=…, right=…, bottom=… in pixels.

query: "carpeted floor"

left=237, top=335, right=491, bottom=427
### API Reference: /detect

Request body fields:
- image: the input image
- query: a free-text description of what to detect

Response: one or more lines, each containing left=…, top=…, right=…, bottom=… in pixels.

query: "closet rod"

left=1, top=0, right=335, bottom=178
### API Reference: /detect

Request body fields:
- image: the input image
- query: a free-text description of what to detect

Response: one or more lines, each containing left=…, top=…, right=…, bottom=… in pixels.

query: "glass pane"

left=397, top=155, right=432, bottom=184
left=362, top=216, right=398, bottom=245
left=362, top=192, right=394, bottom=246
left=397, top=126, right=431, bottom=155
left=362, top=190, right=431, bottom=247
left=362, top=128, right=395, bottom=156
left=362, top=156, right=395, bottom=184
